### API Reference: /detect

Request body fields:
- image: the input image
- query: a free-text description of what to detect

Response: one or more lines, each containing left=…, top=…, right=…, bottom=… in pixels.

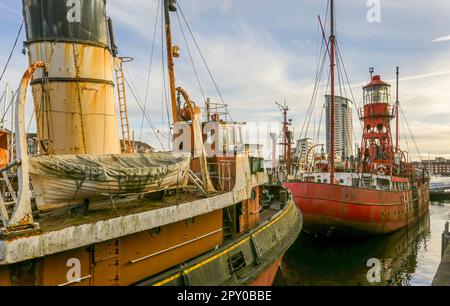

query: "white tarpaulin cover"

left=29, top=152, right=191, bottom=211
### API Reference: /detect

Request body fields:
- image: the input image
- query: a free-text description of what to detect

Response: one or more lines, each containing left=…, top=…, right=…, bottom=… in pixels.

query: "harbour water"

left=275, top=202, right=450, bottom=286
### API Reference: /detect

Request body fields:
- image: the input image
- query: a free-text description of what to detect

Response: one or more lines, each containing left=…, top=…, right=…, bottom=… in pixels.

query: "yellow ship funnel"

left=22, top=0, right=121, bottom=155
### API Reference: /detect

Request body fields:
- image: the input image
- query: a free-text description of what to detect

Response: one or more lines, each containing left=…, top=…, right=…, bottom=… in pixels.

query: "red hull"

left=249, top=257, right=282, bottom=286
left=283, top=181, right=430, bottom=236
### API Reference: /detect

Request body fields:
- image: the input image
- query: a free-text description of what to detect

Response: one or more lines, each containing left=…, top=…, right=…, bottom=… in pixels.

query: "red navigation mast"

left=276, top=101, right=293, bottom=176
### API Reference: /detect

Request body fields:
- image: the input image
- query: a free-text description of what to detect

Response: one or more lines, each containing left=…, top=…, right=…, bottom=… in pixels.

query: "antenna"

left=369, top=67, right=375, bottom=79
left=275, top=101, right=293, bottom=175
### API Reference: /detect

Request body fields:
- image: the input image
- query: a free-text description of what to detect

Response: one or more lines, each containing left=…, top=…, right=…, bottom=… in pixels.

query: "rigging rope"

left=0, top=89, right=18, bottom=126
left=315, top=103, right=325, bottom=148
left=176, top=2, right=231, bottom=120
left=302, top=0, right=332, bottom=149
left=335, top=40, right=362, bottom=153
left=139, top=0, right=161, bottom=142
left=0, top=90, right=5, bottom=108
left=160, top=3, right=172, bottom=149
left=0, top=21, right=23, bottom=83
left=335, top=41, right=363, bottom=123
left=399, top=109, right=411, bottom=162
left=175, top=11, right=206, bottom=104
left=300, top=0, right=363, bottom=163
left=27, top=108, right=36, bottom=133
left=400, top=104, right=423, bottom=161
left=123, top=64, right=166, bottom=150
left=299, top=36, right=328, bottom=143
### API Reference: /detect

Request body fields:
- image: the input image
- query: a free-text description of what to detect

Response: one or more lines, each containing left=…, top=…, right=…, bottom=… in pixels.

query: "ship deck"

left=35, top=188, right=217, bottom=234
left=260, top=202, right=282, bottom=221
left=1, top=171, right=269, bottom=265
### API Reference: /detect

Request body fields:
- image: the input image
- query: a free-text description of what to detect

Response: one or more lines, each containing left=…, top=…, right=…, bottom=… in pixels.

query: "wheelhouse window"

left=218, top=124, right=245, bottom=153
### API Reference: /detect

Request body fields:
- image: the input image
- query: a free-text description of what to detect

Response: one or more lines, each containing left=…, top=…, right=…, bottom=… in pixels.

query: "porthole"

left=339, top=179, right=344, bottom=184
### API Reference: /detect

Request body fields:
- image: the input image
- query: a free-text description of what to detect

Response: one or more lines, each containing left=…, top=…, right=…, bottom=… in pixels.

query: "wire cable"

left=400, top=104, right=423, bottom=161
left=175, top=11, right=206, bottom=104
left=123, top=64, right=166, bottom=150
left=0, top=21, right=23, bottom=83
left=176, top=2, right=231, bottom=120
left=139, top=0, right=161, bottom=141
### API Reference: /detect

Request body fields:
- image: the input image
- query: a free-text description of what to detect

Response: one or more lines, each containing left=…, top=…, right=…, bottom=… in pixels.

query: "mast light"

left=169, top=0, right=177, bottom=12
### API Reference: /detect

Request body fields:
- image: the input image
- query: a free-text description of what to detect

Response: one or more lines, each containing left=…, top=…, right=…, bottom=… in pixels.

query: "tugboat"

left=0, top=0, right=302, bottom=286
left=284, top=0, right=429, bottom=236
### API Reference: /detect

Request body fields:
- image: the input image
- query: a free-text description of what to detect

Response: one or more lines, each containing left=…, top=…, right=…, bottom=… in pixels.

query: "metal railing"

left=358, top=105, right=395, bottom=119
left=209, top=160, right=234, bottom=192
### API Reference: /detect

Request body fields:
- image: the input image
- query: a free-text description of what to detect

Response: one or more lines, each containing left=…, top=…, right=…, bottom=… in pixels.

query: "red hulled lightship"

left=284, top=0, right=429, bottom=236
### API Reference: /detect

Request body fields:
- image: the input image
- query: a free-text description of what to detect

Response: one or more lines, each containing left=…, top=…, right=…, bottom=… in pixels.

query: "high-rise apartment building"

left=325, top=95, right=353, bottom=161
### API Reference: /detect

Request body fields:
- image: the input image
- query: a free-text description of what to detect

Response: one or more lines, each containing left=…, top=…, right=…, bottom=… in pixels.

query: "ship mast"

left=276, top=101, right=292, bottom=176
left=329, top=0, right=336, bottom=184
left=395, top=67, right=400, bottom=152
left=164, top=0, right=179, bottom=124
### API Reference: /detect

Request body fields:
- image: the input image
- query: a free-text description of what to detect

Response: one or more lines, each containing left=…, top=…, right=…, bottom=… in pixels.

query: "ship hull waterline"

left=138, top=200, right=302, bottom=286
left=284, top=181, right=429, bottom=236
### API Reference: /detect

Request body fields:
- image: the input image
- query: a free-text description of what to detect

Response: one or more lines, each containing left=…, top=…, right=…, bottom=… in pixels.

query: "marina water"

left=276, top=201, right=450, bottom=286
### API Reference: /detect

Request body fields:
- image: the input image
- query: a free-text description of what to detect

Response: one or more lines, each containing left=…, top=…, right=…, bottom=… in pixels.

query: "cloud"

left=107, top=0, right=450, bottom=158
left=432, top=35, right=450, bottom=43
left=1, top=0, right=450, bottom=159
left=0, top=3, right=21, bottom=15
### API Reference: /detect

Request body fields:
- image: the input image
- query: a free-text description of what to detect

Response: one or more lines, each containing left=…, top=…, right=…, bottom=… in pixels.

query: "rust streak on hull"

left=284, top=181, right=430, bottom=235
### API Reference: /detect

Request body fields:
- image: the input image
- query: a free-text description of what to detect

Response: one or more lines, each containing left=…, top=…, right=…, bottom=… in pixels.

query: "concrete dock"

left=432, top=222, right=450, bottom=286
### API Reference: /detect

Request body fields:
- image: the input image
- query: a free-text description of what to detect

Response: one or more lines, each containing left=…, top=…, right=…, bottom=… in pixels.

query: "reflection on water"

left=276, top=202, right=450, bottom=286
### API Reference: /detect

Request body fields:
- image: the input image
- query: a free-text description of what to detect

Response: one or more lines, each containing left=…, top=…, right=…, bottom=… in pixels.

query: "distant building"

left=325, top=95, right=353, bottom=161
left=292, top=138, right=313, bottom=175
left=417, top=157, right=450, bottom=176
left=27, top=133, right=40, bottom=156
left=295, top=138, right=314, bottom=164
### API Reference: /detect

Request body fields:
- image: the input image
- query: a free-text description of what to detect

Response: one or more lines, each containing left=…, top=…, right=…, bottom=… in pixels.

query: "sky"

left=0, top=0, right=449, bottom=161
